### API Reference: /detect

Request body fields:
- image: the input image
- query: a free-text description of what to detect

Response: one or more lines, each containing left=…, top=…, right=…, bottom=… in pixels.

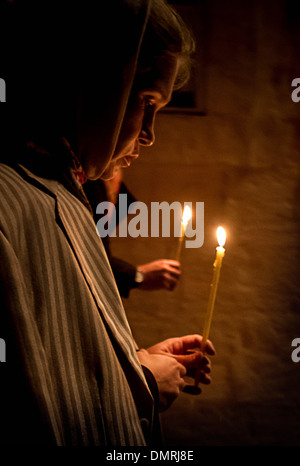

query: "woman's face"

left=98, top=55, right=179, bottom=180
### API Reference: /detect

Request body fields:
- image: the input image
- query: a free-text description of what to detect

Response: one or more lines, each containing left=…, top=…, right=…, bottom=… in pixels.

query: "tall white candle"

left=201, top=226, right=226, bottom=352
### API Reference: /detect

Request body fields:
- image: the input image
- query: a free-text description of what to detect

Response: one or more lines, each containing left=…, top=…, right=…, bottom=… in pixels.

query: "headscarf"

left=0, top=0, right=152, bottom=176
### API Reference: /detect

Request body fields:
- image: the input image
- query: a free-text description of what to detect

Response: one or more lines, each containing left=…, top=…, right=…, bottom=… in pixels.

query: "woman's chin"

left=99, top=162, right=119, bottom=181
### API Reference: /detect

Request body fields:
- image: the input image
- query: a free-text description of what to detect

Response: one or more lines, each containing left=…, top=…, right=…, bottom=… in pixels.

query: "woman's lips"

left=120, top=153, right=139, bottom=168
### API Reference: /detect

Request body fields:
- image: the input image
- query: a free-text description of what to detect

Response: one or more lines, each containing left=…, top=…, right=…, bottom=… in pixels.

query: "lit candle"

left=175, top=205, right=192, bottom=261
left=201, top=226, right=226, bottom=352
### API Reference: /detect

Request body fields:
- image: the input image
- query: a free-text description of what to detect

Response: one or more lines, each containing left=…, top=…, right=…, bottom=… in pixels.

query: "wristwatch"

left=134, top=269, right=144, bottom=286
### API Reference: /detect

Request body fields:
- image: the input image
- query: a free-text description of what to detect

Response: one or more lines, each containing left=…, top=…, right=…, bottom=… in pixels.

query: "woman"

left=0, top=0, right=214, bottom=446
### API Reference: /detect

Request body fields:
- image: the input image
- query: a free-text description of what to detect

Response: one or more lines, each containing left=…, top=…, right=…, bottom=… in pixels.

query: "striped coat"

left=0, top=158, right=154, bottom=445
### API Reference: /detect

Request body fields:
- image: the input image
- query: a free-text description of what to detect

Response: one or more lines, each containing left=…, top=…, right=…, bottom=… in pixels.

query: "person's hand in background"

left=137, top=259, right=181, bottom=291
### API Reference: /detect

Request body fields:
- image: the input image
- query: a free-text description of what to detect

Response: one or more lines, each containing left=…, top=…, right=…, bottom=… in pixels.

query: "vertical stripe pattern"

left=0, top=162, right=153, bottom=445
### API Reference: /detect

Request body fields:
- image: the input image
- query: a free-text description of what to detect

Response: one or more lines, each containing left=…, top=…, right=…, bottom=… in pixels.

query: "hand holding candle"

left=201, top=226, right=226, bottom=353
left=175, top=205, right=192, bottom=261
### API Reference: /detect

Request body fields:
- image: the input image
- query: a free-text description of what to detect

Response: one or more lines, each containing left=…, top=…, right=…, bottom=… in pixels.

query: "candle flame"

left=182, top=205, right=192, bottom=224
left=217, top=226, right=226, bottom=247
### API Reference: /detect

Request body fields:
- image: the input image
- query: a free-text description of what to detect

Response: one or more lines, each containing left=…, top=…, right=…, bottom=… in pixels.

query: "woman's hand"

left=137, top=334, right=215, bottom=412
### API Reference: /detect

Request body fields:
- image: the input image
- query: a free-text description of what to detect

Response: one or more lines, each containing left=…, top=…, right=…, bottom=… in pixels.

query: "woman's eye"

left=141, top=97, right=154, bottom=109
left=145, top=99, right=154, bottom=107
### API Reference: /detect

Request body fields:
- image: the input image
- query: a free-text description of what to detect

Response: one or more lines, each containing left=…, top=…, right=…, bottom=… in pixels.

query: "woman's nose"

left=138, top=115, right=155, bottom=147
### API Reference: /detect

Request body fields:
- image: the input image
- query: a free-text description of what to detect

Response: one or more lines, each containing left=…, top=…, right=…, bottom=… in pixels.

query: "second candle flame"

left=217, top=226, right=226, bottom=247
left=182, top=205, right=192, bottom=225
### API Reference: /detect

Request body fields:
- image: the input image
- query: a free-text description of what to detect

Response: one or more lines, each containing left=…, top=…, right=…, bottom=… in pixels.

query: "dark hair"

left=138, top=0, right=195, bottom=90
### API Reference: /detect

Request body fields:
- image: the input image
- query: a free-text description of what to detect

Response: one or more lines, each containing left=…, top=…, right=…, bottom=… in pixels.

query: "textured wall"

left=111, top=0, right=300, bottom=445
